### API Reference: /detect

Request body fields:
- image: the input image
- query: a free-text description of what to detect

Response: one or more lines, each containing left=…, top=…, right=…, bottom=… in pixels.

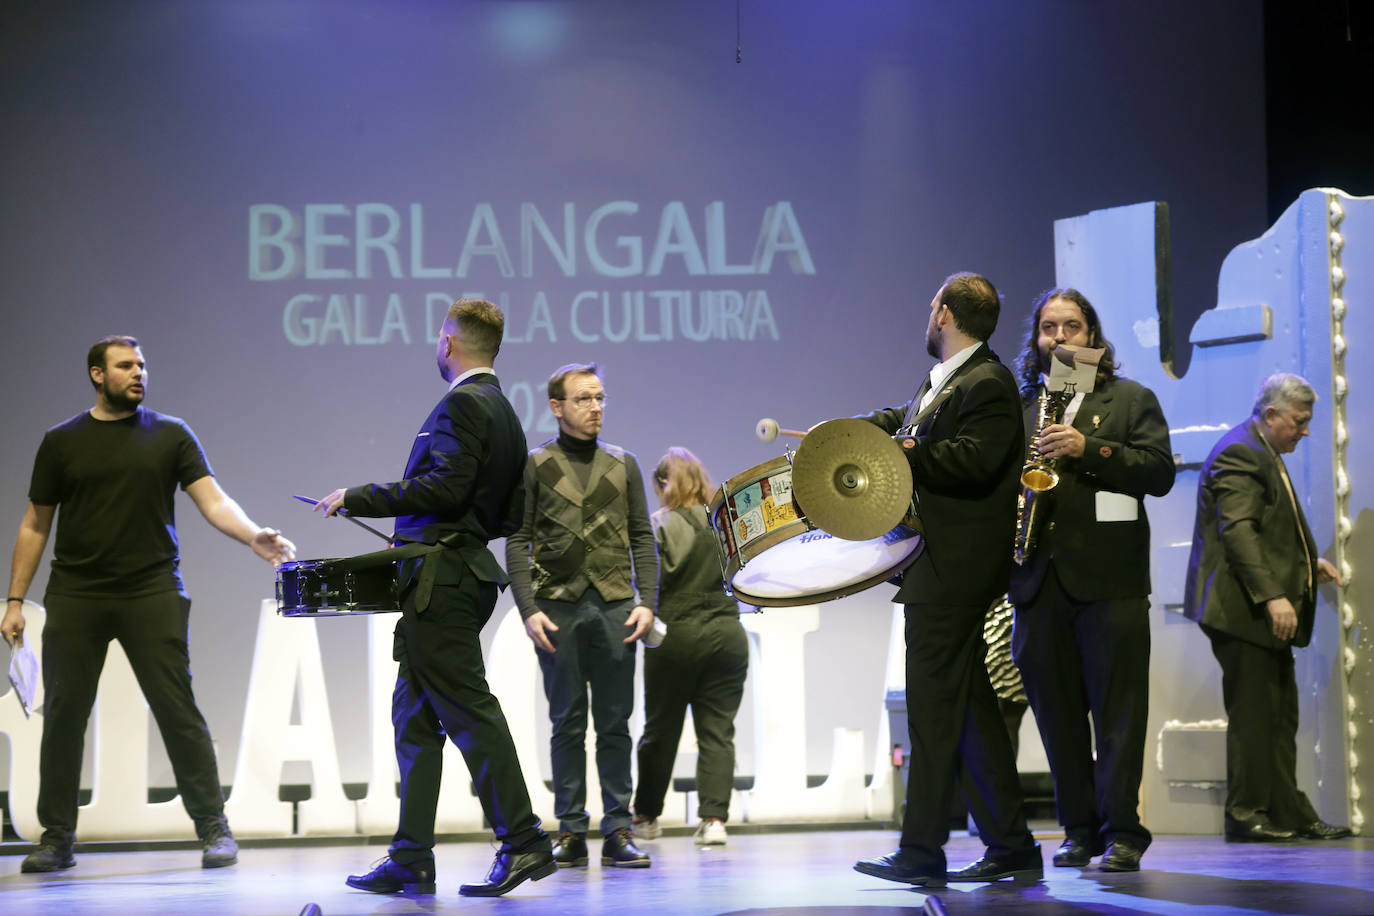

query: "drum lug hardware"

left=344, top=571, right=356, bottom=607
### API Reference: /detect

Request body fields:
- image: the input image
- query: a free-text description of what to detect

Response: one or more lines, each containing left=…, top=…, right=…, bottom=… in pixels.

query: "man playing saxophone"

left=1007, top=289, right=1175, bottom=873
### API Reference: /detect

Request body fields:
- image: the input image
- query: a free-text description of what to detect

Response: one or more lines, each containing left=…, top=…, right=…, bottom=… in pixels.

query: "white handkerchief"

left=1095, top=491, right=1139, bottom=522
left=8, top=641, right=39, bottom=718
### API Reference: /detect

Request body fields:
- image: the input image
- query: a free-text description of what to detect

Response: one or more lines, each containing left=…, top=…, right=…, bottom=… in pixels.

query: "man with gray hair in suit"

left=1184, top=372, right=1351, bottom=843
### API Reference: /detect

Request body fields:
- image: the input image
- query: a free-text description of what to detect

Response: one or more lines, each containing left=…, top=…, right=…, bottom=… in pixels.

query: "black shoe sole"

left=345, top=879, right=437, bottom=895
left=1052, top=855, right=1091, bottom=868
left=852, top=862, right=947, bottom=887
left=947, top=868, right=1043, bottom=883
left=601, top=857, right=652, bottom=868
left=20, top=861, right=76, bottom=874
left=555, top=857, right=588, bottom=868
left=202, top=855, right=238, bottom=869
left=459, top=859, right=558, bottom=897
left=1224, top=833, right=1296, bottom=843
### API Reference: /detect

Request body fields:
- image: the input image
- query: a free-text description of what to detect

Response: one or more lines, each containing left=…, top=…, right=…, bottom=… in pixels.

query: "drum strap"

left=891, top=386, right=954, bottom=534
left=898, top=386, right=955, bottom=436
left=337, top=532, right=501, bottom=615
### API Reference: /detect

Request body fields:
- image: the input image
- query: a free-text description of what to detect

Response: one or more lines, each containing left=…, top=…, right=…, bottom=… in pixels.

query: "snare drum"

left=276, top=555, right=401, bottom=617
left=708, top=456, right=922, bottom=607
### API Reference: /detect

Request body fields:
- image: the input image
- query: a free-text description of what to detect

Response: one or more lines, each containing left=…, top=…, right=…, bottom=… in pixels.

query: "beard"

left=925, top=317, right=940, bottom=360
left=101, top=381, right=143, bottom=412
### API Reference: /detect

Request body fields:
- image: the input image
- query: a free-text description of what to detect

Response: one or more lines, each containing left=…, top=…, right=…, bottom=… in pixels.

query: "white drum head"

left=730, top=527, right=920, bottom=602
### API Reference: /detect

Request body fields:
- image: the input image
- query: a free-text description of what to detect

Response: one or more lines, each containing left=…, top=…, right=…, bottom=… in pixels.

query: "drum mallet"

left=756, top=418, right=808, bottom=443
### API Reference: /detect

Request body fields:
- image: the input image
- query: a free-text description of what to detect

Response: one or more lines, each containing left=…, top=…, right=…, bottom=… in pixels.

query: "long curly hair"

left=1015, top=287, right=1118, bottom=402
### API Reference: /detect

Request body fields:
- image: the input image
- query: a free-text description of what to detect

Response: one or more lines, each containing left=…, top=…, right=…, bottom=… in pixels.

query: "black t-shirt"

left=28, top=407, right=213, bottom=597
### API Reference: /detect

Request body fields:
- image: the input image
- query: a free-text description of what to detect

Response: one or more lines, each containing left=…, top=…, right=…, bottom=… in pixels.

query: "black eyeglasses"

left=561, top=394, right=607, bottom=408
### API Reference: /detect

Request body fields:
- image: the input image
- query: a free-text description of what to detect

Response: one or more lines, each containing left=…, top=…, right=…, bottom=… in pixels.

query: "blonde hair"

left=653, top=447, right=715, bottom=509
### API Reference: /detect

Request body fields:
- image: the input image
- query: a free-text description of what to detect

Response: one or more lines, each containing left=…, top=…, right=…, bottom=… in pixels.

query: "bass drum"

left=708, top=455, right=922, bottom=607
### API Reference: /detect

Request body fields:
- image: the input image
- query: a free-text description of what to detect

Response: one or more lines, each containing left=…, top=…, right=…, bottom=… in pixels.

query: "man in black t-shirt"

left=1, top=335, right=295, bottom=875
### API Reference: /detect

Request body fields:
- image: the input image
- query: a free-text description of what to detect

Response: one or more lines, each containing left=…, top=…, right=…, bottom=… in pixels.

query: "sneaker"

left=632, top=814, right=661, bottom=839
left=20, top=843, right=76, bottom=873
left=694, top=818, right=727, bottom=846
left=199, top=818, right=239, bottom=869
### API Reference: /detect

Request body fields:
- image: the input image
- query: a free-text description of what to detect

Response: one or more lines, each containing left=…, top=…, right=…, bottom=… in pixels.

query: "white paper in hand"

left=7, top=641, right=38, bottom=718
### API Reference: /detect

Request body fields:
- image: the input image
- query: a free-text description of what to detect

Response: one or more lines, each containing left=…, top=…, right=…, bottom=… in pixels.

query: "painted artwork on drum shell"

left=730, top=471, right=797, bottom=547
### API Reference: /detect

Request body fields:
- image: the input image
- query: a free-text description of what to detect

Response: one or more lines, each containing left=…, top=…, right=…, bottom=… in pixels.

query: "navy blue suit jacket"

left=344, top=373, right=528, bottom=588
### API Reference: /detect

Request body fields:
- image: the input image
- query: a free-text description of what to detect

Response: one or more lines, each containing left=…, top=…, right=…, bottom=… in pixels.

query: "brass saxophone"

left=1012, top=385, right=1074, bottom=565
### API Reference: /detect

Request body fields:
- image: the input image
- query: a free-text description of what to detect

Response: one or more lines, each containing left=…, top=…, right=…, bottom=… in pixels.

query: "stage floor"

left=1, top=826, right=1371, bottom=915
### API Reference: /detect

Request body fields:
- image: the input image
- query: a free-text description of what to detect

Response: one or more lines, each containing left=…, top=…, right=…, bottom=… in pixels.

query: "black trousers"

left=39, top=591, right=225, bottom=846
left=535, top=591, right=637, bottom=837
left=633, top=614, right=748, bottom=822
left=389, top=580, right=546, bottom=863
left=1204, top=627, right=1320, bottom=829
left=1012, top=566, right=1152, bottom=849
left=900, top=601, right=1034, bottom=870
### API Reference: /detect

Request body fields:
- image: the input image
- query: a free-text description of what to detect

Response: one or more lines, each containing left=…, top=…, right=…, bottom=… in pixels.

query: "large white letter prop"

left=74, top=640, right=197, bottom=839
left=864, top=604, right=907, bottom=819
left=226, top=601, right=353, bottom=836
left=357, top=612, right=400, bottom=835
left=741, top=607, right=868, bottom=822
left=1, top=602, right=46, bottom=841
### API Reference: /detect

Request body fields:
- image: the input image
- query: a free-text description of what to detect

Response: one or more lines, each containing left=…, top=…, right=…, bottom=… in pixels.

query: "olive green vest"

left=528, top=441, right=635, bottom=602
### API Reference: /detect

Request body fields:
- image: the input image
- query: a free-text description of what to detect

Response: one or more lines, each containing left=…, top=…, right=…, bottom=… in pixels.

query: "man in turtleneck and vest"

left=506, top=362, right=659, bottom=870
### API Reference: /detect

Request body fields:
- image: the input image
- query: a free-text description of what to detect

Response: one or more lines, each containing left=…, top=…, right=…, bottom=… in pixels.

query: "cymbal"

left=791, top=418, right=912, bottom=541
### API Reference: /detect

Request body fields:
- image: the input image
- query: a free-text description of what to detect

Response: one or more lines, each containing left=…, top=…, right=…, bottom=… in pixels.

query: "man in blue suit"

left=319, top=298, right=556, bottom=897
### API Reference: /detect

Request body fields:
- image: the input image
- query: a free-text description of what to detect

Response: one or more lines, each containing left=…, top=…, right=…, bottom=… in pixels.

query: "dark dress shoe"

left=20, top=844, right=76, bottom=873
left=947, top=843, right=1043, bottom=883
left=552, top=832, right=589, bottom=868
left=601, top=827, right=651, bottom=867
left=1051, top=836, right=1102, bottom=868
left=459, top=847, right=557, bottom=898
left=1224, top=816, right=1297, bottom=843
left=853, top=852, right=947, bottom=887
left=1099, top=838, right=1145, bottom=872
left=345, top=856, right=436, bottom=895
left=1297, top=820, right=1353, bottom=840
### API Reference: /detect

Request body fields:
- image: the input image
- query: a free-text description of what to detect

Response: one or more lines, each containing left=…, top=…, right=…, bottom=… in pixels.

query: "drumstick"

left=756, top=418, right=808, bottom=443
left=292, top=495, right=394, bottom=543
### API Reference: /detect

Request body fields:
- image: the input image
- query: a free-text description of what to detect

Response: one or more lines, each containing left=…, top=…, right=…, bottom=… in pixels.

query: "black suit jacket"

left=1008, top=376, right=1175, bottom=605
left=1183, top=420, right=1319, bottom=649
left=344, top=373, right=528, bottom=589
left=861, top=343, right=1024, bottom=607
